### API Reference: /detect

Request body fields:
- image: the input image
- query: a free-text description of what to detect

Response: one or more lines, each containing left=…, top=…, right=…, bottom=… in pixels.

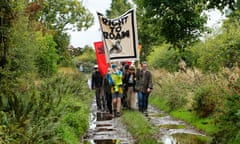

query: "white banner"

left=97, top=9, right=139, bottom=62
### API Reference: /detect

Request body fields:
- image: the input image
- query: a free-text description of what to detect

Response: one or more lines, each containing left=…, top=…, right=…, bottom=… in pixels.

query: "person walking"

left=124, top=66, right=136, bottom=110
left=102, top=68, right=113, bottom=115
left=122, top=64, right=129, bottom=109
left=91, top=65, right=103, bottom=111
left=110, top=64, right=123, bottom=117
left=136, top=61, right=153, bottom=113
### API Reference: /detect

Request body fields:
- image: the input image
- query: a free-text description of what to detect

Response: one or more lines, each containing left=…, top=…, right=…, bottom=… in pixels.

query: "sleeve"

left=147, top=71, right=153, bottom=89
left=91, top=73, right=94, bottom=89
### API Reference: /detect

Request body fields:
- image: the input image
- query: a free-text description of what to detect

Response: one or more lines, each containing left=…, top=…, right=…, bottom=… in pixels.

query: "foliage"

left=25, top=0, right=94, bottom=67
left=214, top=78, right=240, bottom=144
left=133, top=0, right=206, bottom=55
left=33, top=0, right=94, bottom=32
left=193, top=19, right=240, bottom=72
left=106, top=0, right=132, bottom=19
left=73, top=47, right=96, bottom=69
left=193, top=84, right=221, bottom=118
left=0, top=0, right=14, bottom=68
left=133, top=0, right=165, bottom=61
left=53, top=31, right=72, bottom=67
left=121, top=111, right=159, bottom=144
left=55, top=73, right=93, bottom=144
left=35, top=33, right=59, bottom=77
left=0, top=71, right=93, bottom=144
left=204, top=0, right=236, bottom=10
left=147, top=43, right=179, bottom=72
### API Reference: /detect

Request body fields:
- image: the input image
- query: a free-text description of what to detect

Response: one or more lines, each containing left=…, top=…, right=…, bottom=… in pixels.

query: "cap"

left=94, top=65, right=98, bottom=69
left=111, top=64, right=117, bottom=69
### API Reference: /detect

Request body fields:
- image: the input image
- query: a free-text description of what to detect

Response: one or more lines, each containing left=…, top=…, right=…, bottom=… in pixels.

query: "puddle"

left=83, top=97, right=211, bottom=144
left=162, top=133, right=211, bottom=144
left=83, top=100, right=135, bottom=144
left=158, top=124, right=186, bottom=129
left=146, top=105, right=211, bottom=144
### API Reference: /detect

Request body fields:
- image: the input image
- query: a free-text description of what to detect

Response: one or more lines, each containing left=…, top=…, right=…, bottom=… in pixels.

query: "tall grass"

left=150, top=66, right=240, bottom=142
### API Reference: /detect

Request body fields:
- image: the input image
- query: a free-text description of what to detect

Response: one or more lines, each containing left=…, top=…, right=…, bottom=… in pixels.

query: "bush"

left=147, top=43, right=179, bottom=72
left=214, top=78, right=240, bottom=143
left=193, top=85, right=217, bottom=118
left=35, top=33, right=59, bottom=78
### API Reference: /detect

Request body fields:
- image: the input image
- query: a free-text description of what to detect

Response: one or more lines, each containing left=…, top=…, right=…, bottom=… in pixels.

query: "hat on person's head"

left=111, top=64, right=117, bottom=69
left=94, top=65, right=98, bottom=69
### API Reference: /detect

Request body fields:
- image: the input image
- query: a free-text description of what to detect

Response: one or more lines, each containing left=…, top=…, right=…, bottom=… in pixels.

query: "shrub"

left=193, top=85, right=217, bottom=117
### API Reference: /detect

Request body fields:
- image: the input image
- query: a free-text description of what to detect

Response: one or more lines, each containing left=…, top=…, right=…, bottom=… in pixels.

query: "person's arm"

left=147, top=71, right=153, bottom=92
left=91, top=73, right=94, bottom=89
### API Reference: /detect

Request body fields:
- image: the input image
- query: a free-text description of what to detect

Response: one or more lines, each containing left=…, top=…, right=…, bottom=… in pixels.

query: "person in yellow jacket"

left=110, top=64, right=123, bottom=117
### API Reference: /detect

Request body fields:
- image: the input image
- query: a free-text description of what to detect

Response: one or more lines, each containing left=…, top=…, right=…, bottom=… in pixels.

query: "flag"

left=97, top=9, right=139, bottom=62
left=93, top=41, right=108, bottom=76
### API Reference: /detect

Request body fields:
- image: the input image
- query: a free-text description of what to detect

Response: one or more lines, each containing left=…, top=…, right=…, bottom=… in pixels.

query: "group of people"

left=91, top=61, right=153, bottom=117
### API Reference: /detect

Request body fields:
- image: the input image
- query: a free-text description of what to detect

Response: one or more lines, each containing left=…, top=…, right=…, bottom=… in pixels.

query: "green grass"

left=170, top=109, right=219, bottom=135
left=121, top=110, right=162, bottom=144
left=150, top=92, right=219, bottom=136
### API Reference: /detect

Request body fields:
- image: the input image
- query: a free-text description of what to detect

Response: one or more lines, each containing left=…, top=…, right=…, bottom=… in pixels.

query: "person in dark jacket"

left=102, top=68, right=113, bottom=115
left=122, top=64, right=129, bottom=108
left=91, top=65, right=103, bottom=110
left=136, top=61, right=153, bottom=113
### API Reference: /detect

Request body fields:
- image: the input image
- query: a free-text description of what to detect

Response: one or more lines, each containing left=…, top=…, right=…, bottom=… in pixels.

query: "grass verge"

left=121, top=110, right=162, bottom=144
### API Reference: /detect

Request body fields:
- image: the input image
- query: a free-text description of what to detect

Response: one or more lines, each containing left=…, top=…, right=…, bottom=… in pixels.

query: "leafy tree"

left=204, top=0, right=236, bottom=10
left=25, top=0, right=95, bottom=66
left=106, top=0, right=132, bottom=19
left=134, top=0, right=207, bottom=53
left=35, top=33, right=59, bottom=77
left=30, top=0, right=94, bottom=32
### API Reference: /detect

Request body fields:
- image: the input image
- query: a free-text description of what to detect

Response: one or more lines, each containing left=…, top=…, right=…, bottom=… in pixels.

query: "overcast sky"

left=69, top=0, right=225, bottom=48
left=69, top=0, right=111, bottom=48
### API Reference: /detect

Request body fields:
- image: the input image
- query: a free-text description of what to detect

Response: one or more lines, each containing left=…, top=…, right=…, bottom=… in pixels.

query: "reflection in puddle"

left=162, top=133, right=211, bottom=144
left=158, top=124, right=186, bottom=129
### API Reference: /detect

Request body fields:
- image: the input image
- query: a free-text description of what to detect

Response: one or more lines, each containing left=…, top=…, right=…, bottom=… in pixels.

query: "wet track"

left=83, top=100, right=136, bottom=144
left=83, top=99, right=211, bottom=144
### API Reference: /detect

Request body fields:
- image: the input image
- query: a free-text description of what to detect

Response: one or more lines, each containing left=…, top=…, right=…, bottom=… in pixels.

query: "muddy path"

left=82, top=100, right=136, bottom=144
left=83, top=98, right=211, bottom=144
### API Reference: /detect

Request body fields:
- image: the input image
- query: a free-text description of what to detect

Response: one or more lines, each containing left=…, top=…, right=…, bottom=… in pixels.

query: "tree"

left=106, top=0, right=132, bottom=19
left=0, top=0, right=13, bottom=68
left=205, top=0, right=236, bottom=10
left=134, top=0, right=207, bottom=53
left=30, top=0, right=94, bottom=32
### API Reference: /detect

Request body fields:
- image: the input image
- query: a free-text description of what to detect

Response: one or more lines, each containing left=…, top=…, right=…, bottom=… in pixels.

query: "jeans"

left=137, top=92, right=149, bottom=112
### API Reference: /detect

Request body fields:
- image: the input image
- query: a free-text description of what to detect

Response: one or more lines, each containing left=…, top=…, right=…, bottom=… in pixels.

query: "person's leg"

left=127, top=87, right=131, bottom=109
left=137, top=92, right=143, bottom=112
left=145, top=93, right=149, bottom=111
left=142, top=93, right=148, bottom=112
left=106, top=93, right=112, bottom=114
left=112, top=92, right=117, bottom=116
left=122, top=87, right=128, bottom=108
left=116, top=96, right=121, bottom=116
left=95, top=88, right=101, bottom=110
left=129, top=87, right=135, bottom=109
left=100, top=87, right=105, bottom=111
